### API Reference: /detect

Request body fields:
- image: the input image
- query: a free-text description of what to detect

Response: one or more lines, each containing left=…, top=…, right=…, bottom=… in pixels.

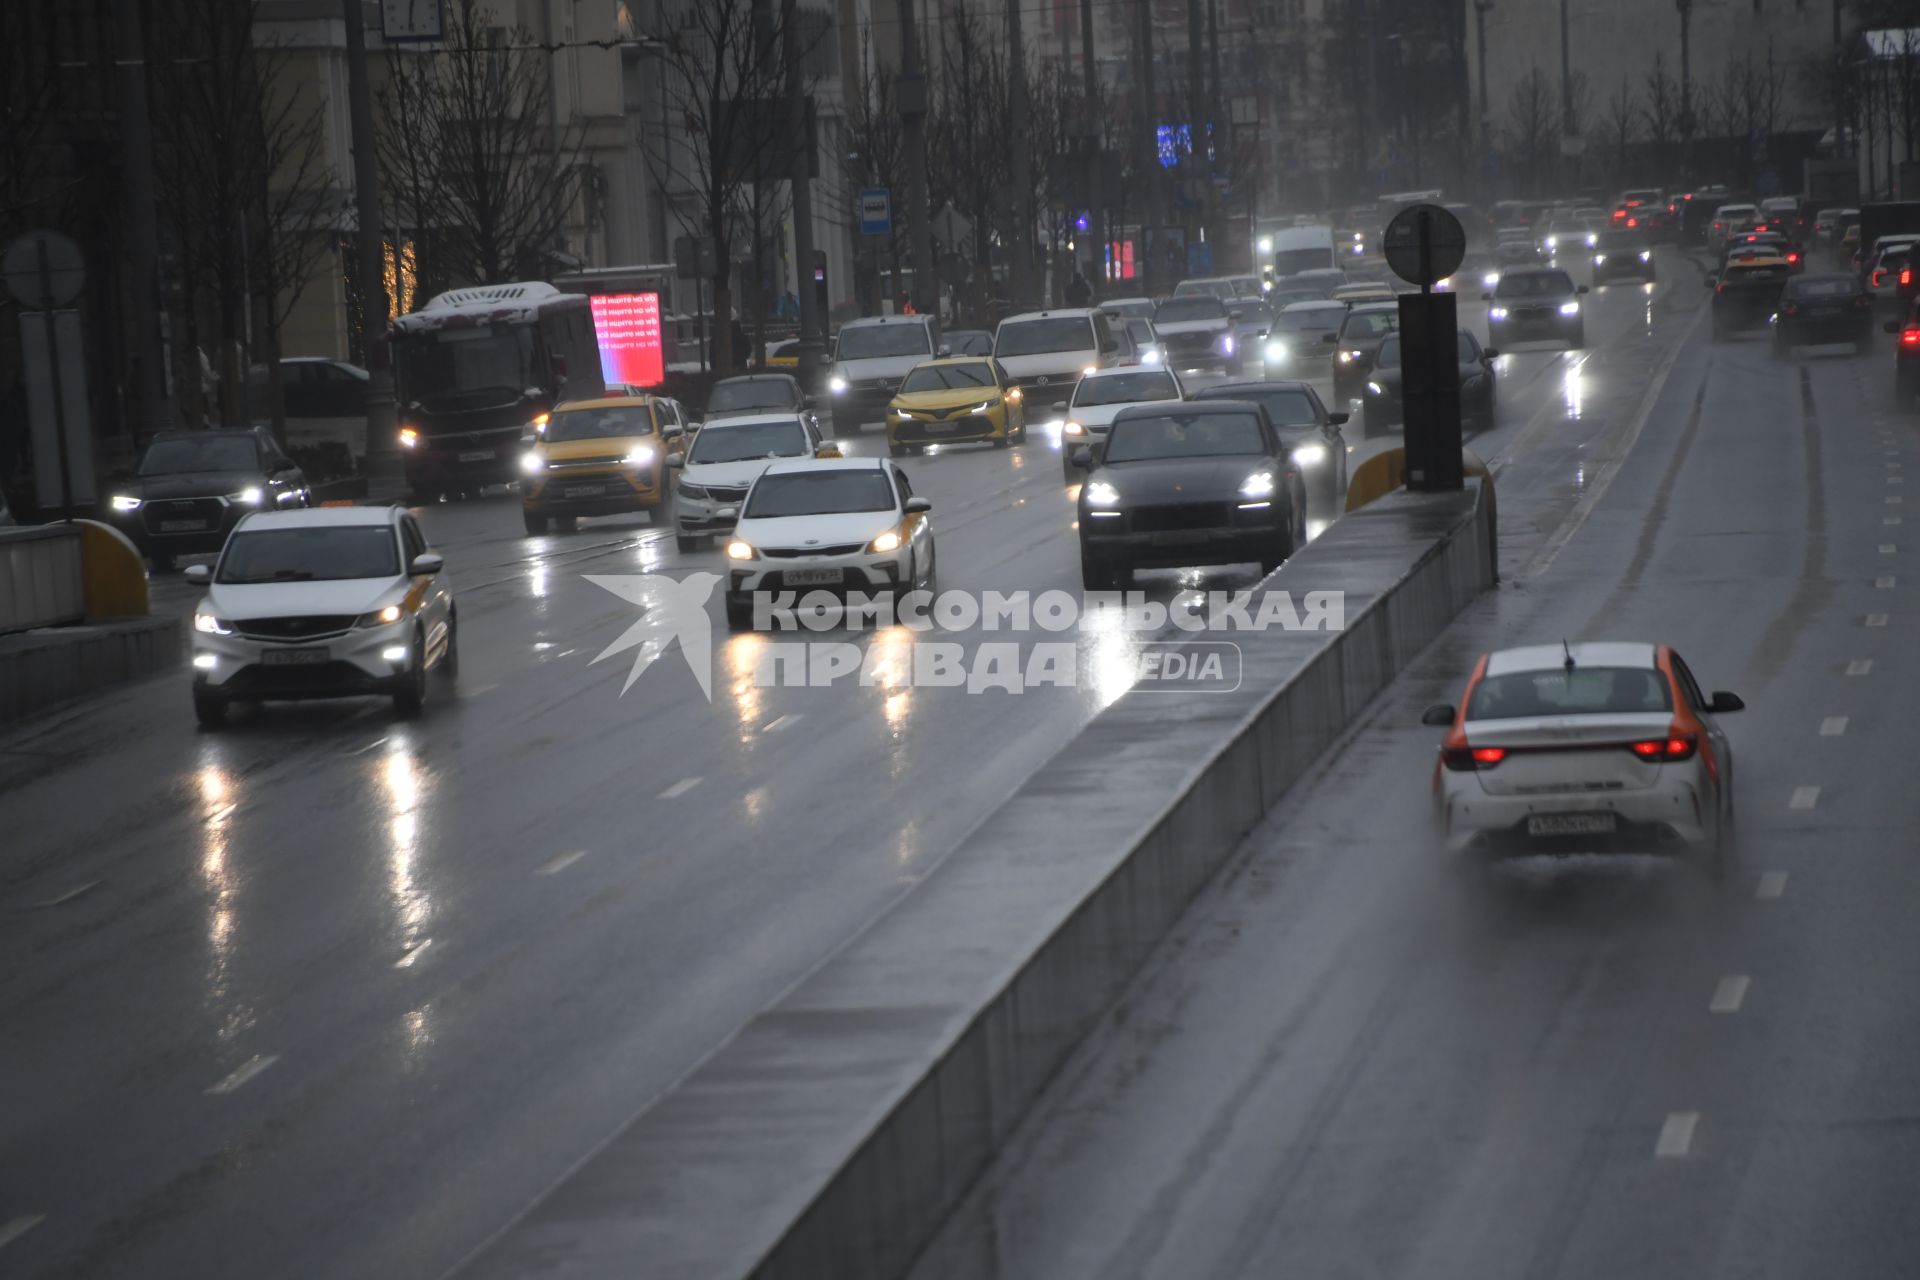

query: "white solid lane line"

left=1875, top=577, right=1897, bottom=589
left=0, top=1216, right=45, bottom=1250
left=1887, top=496, right=1903, bottom=505
left=1655, top=1112, right=1700, bottom=1158
left=205, top=1054, right=279, bottom=1096
left=349, top=736, right=390, bottom=756
left=537, top=850, right=589, bottom=875
left=1756, top=870, right=1788, bottom=899
left=207, top=803, right=238, bottom=825
left=764, top=714, right=802, bottom=732
left=1789, top=786, right=1821, bottom=810
left=1847, top=660, right=1873, bottom=675
left=1711, top=975, right=1751, bottom=1013
left=1886, top=516, right=1903, bottom=526
left=1820, top=717, right=1849, bottom=736
left=1866, top=614, right=1889, bottom=627
left=658, top=777, right=703, bottom=799
left=1882, top=545, right=1898, bottom=554
left=35, top=879, right=101, bottom=908
left=395, top=938, right=434, bottom=968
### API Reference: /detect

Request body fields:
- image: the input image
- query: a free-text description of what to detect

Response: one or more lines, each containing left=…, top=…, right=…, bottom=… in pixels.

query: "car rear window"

left=1467, top=667, right=1673, bottom=720
left=1787, top=276, right=1861, bottom=298
left=1074, top=371, right=1179, bottom=406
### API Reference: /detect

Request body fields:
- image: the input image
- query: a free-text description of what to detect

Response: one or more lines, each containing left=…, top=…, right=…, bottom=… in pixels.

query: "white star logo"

left=583, top=572, right=723, bottom=699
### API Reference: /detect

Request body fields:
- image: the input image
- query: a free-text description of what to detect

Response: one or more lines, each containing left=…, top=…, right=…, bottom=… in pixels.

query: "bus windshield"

left=398, top=326, right=535, bottom=401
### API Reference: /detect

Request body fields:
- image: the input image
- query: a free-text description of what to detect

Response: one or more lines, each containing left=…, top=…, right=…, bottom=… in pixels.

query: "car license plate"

left=158, top=519, right=210, bottom=532
left=924, top=422, right=957, bottom=434
left=784, top=567, right=843, bottom=586
left=459, top=450, right=494, bottom=462
left=563, top=483, right=608, bottom=498
left=260, top=647, right=329, bottom=666
left=1527, top=812, right=1617, bottom=837
left=1808, top=306, right=1841, bottom=317
left=1150, top=530, right=1210, bottom=546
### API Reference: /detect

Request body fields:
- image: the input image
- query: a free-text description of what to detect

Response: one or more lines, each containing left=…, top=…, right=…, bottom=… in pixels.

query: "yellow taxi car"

left=884, top=356, right=1027, bottom=456
left=518, top=395, right=684, bottom=535
left=764, top=339, right=801, bottom=369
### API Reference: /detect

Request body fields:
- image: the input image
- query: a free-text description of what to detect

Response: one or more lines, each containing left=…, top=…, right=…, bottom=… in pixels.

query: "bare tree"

left=1642, top=52, right=1682, bottom=177
left=1503, top=67, right=1557, bottom=196
left=1597, top=76, right=1640, bottom=187
left=841, top=29, right=904, bottom=313
left=929, top=5, right=1009, bottom=316
left=0, top=7, right=67, bottom=241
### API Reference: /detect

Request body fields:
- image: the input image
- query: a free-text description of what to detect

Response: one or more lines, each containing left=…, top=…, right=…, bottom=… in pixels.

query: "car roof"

left=150, top=427, right=266, bottom=440
left=1280, top=299, right=1347, bottom=311
left=909, top=355, right=995, bottom=367
left=840, top=314, right=933, bottom=328
left=697, top=412, right=807, bottom=429
left=760, top=455, right=888, bottom=476
left=236, top=505, right=399, bottom=531
left=1112, top=398, right=1261, bottom=421
left=1497, top=266, right=1567, bottom=277
left=1192, top=380, right=1310, bottom=396
left=1485, top=642, right=1656, bottom=676
left=1080, top=363, right=1175, bottom=380
left=553, top=396, right=656, bottom=412
left=1100, top=296, right=1154, bottom=306
left=1788, top=272, right=1858, bottom=286
left=1000, top=307, right=1100, bottom=323
left=714, top=372, right=797, bottom=384
left=1346, top=301, right=1398, bottom=314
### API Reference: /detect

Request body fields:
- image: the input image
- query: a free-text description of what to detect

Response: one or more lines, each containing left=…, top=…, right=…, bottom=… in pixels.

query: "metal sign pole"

left=37, top=241, right=75, bottom=523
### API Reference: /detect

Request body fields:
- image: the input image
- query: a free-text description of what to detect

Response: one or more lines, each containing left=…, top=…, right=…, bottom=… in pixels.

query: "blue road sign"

left=860, top=188, right=891, bottom=236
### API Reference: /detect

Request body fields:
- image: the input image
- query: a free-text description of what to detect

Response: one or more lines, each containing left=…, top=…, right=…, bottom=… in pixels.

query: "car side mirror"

left=936, top=345, right=951, bottom=357
left=904, top=496, right=931, bottom=513
left=1321, top=332, right=1338, bottom=343
left=1704, top=276, right=1716, bottom=287
left=410, top=552, right=444, bottom=576
left=183, top=564, right=212, bottom=585
left=1328, top=411, right=1350, bottom=425
left=1229, top=310, right=1243, bottom=321
left=665, top=453, right=685, bottom=468
left=1885, top=321, right=1902, bottom=334
left=1070, top=445, right=1093, bottom=467
left=1482, top=347, right=1499, bottom=359
left=661, top=424, right=684, bottom=439
left=716, top=506, right=739, bottom=521
left=803, top=395, right=817, bottom=409
left=1708, top=691, right=1745, bottom=713
left=268, top=459, right=296, bottom=475
left=1052, top=400, right=1068, bottom=412
left=1421, top=704, right=1456, bottom=726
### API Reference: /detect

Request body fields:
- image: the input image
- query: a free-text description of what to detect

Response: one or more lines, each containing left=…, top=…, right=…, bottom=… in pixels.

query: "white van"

left=826, top=314, right=944, bottom=430
left=1266, top=225, right=1336, bottom=278
left=992, top=308, right=1122, bottom=396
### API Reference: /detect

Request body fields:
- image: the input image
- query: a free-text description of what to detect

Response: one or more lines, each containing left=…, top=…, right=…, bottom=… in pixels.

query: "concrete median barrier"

left=458, top=479, right=1497, bottom=1280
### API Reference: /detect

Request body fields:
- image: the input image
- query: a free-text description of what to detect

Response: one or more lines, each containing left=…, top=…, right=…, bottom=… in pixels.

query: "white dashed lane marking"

left=1756, top=871, right=1788, bottom=899
left=537, top=850, right=588, bottom=875
left=1655, top=1112, right=1700, bottom=1158
left=0, top=1216, right=45, bottom=1250
left=764, top=714, right=802, bottom=732
left=1847, top=659, right=1872, bottom=675
left=1876, top=577, right=1896, bottom=588
left=35, top=880, right=101, bottom=908
left=1711, top=976, right=1751, bottom=1012
left=1820, top=717, right=1848, bottom=736
left=205, top=1054, right=279, bottom=1096
left=1790, top=786, right=1821, bottom=810
left=658, top=777, right=703, bottom=799
left=395, top=938, right=434, bottom=968
left=1866, top=614, right=1889, bottom=627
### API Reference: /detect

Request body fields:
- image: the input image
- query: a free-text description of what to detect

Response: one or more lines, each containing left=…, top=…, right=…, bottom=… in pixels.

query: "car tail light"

left=1873, top=270, right=1886, bottom=287
left=1628, top=217, right=1639, bottom=228
left=1788, top=252, right=1800, bottom=264
left=1781, top=301, right=1799, bottom=315
left=1441, top=745, right=1508, bottom=771
left=1629, top=735, right=1696, bottom=761
left=1903, top=328, right=1920, bottom=346
left=1904, top=268, right=1913, bottom=287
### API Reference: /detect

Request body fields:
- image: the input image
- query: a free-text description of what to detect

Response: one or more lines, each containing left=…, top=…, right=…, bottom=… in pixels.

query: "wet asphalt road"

left=910, top=258, right=1920, bottom=1280
left=4, top=255, right=1713, bottom=1277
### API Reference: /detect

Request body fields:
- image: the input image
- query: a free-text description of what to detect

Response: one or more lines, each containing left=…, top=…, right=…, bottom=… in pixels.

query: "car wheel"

left=1080, top=552, right=1115, bottom=592
left=991, top=432, right=1009, bottom=449
left=392, top=631, right=427, bottom=718
left=675, top=533, right=703, bottom=553
left=724, top=595, right=755, bottom=632
left=554, top=514, right=578, bottom=533
left=1568, top=326, right=1586, bottom=350
left=1015, top=418, right=1029, bottom=443
left=522, top=510, right=548, bottom=535
left=192, top=685, right=229, bottom=728
left=889, top=443, right=908, bottom=457
left=1063, top=457, right=1081, bottom=485
left=150, top=551, right=174, bottom=574
left=438, top=612, right=459, bottom=680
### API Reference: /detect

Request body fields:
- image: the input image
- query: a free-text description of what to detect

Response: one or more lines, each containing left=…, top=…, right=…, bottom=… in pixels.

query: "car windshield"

left=1495, top=271, right=1575, bottom=298
left=1273, top=306, right=1345, bottom=332
left=216, top=526, right=400, bottom=584
left=1597, top=231, right=1647, bottom=250
left=948, top=331, right=994, bottom=355
left=546, top=405, right=654, bottom=441
left=837, top=325, right=931, bottom=359
left=995, top=317, right=1094, bottom=356
left=1124, top=319, right=1155, bottom=343
left=1153, top=297, right=1227, bottom=323
left=138, top=436, right=260, bottom=476
left=1725, top=263, right=1790, bottom=284
left=1787, top=276, right=1859, bottom=298
left=1074, top=372, right=1179, bottom=406
left=1103, top=412, right=1266, bottom=462
left=687, top=421, right=810, bottom=463
left=397, top=326, right=534, bottom=400
left=1467, top=666, right=1673, bottom=719
left=1341, top=311, right=1397, bottom=339
left=744, top=469, right=896, bottom=517
left=1271, top=289, right=1325, bottom=307
left=708, top=380, right=798, bottom=414
left=900, top=362, right=995, bottom=393
left=1226, top=388, right=1320, bottom=425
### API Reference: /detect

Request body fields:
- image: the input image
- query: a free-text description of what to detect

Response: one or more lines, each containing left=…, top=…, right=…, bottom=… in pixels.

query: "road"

left=909, top=260, right=1920, bottom=1280
left=3, top=258, right=1699, bottom=1277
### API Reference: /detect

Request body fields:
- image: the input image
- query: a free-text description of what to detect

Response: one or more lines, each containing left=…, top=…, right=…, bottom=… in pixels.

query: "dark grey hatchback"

left=1074, top=401, right=1303, bottom=590
left=104, top=428, right=311, bottom=571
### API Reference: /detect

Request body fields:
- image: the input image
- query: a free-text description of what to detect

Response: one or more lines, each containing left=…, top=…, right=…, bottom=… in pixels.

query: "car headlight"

left=1292, top=443, right=1328, bottom=466
left=193, top=612, right=234, bottom=635
left=399, top=426, right=419, bottom=448
left=1239, top=471, right=1275, bottom=498
left=110, top=494, right=142, bottom=511
left=1594, top=254, right=1607, bottom=265
left=726, top=539, right=758, bottom=560
left=229, top=487, right=264, bottom=505
left=1482, top=271, right=1499, bottom=287
left=867, top=527, right=903, bottom=554
left=1339, top=349, right=1362, bottom=363
left=1265, top=340, right=1287, bottom=362
left=1142, top=347, right=1161, bottom=363
left=1258, top=236, right=1274, bottom=253
left=1640, top=250, right=1652, bottom=262
left=355, top=604, right=404, bottom=627
left=1367, top=380, right=1384, bottom=395
left=1062, top=420, right=1086, bottom=436
left=624, top=444, right=657, bottom=467
left=1081, top=364, right=1098, bottom=377
left=1489, top=306, right=1509, bottom=319
left=829, top=375, right=848, bottom=394
left=520, top=452, right=545, bottom=474
left=1545, top=236, right=1558, bottom=249
left=1083, top=480, right=1122, bottom=506
left=968, top=400, right=997, bottom=414
left=1435, top=276, right=1452, bottom=291
left=1559, top=300, right=1581, bottom=315
left=1220, top=334, right=1235, bottom=354
left=531, top=413, right=549, bottom=434
left=677, top=480, right=710, bottom=500
left=1586, top=233, right=1598, bottom=246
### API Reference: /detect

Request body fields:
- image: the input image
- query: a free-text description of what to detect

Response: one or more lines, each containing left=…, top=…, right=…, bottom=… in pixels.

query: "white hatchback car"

left=184, top=506, right=456, bottom=725
left=722, top=457, right=933, bottom=630
left=1424, top=642, right=1744, bottom=871
left=1055, top=365, right=1186, bottom=482
left=668, top=412, right=838, bottom=551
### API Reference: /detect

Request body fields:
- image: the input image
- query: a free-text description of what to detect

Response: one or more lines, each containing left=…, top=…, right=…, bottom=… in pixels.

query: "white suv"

left=992, top=308, right=1122, bottom=399
left=1054, top=365, right=1185, bottom=482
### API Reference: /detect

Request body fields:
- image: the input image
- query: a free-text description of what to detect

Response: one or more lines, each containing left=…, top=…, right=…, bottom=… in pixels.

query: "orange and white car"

left=1422, top=642, right=1744, bottom=869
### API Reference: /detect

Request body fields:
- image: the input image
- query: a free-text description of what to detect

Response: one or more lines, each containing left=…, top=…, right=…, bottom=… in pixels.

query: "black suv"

left=1774, top=273, right=1874, bottom=354
left=1709, top=256, right=1791, bottom=340
left=1486, top=268, right=1587, bottom=349
left=105, top=428, right=311, bottom=571
left=1591, top=229, right=1656, bottom=285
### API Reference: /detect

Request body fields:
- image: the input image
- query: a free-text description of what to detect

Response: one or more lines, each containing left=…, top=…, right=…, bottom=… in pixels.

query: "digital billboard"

left=589, top=291, right=664, bottom=387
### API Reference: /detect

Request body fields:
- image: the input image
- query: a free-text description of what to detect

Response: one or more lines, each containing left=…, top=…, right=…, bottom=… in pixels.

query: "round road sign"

left=1382, top=204, right=1466, bottom=289
left=2, top=230, right=85, bottom=310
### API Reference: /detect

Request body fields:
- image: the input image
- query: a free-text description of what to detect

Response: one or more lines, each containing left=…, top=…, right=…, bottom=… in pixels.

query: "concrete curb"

left=0, top=615, right=182, bottom=729
left=458, top=480, right=1496, bottom=1280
